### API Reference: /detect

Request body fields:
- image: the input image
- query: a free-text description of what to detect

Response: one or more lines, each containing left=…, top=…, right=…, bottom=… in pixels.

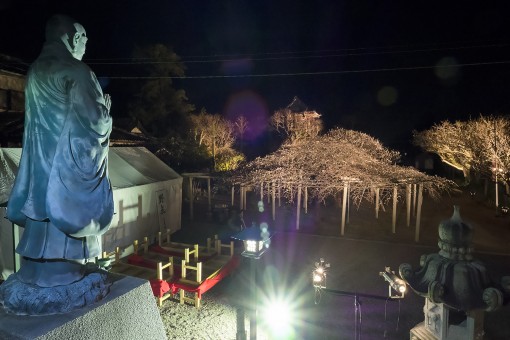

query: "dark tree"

left=128, top=44, right=195, bottom=138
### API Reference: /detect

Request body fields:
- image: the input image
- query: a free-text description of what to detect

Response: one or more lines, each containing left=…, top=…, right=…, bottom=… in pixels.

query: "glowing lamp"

left=232, top=225, right=274, bottom=259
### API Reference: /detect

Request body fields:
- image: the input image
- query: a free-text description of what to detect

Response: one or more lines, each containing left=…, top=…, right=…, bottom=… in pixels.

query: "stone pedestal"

left=0, top=273, right=167, bottom=340
left=410, top=299, right=484, bottom=340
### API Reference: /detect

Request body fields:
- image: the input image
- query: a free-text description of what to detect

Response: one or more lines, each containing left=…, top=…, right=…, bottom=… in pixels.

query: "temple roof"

left=286, top=96, right=309, bottom=113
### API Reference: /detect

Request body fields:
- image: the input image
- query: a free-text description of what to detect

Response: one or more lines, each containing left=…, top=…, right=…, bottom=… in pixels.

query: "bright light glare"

left=315, top=267, right=324, bottom=274
left=313, top=274, right=323, bottom=282
left=258, top=200, right=265, bottom=212
left=398, top=283, right=406, bottom=293
left=262, top=299, right=294, bottom=338
left=246, top=240, right=257, bottom=252
left=381, top=268, right=406, bottom=297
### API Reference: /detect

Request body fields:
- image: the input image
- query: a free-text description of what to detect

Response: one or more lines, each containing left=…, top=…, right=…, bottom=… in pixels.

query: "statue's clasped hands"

left=104, top=93, right=112, bottom=112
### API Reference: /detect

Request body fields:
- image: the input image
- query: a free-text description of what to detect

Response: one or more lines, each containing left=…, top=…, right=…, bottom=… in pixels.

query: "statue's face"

left=71, top=23, right=87, bottom=60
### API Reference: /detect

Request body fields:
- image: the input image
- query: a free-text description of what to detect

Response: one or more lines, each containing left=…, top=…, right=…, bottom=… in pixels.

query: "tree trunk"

left=462, top=167, right=471, bottom=184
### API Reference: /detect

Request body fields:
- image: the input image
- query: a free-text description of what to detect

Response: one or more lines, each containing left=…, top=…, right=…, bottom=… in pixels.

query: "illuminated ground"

left=165, top=189, right=510, bottom=339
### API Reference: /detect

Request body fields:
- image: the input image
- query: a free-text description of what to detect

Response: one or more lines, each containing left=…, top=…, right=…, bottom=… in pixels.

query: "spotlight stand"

left=379, top=267, right=406, bottom=299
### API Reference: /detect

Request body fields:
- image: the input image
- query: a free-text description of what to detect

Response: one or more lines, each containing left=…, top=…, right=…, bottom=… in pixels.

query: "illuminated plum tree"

left=414, top=115, right=510, bottom=192
left=413, top=120, right=475, bottom=183
left=470, top=116, right=510, bottom=193
left=234, top=115, right=248, bottom=152
left=190, top=110, right=245, bottom=171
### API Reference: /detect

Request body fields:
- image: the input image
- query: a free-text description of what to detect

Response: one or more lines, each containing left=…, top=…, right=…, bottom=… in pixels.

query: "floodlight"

left=380, top=267, right=406, bottom=299
left=312, top=258, right=330, bottom=289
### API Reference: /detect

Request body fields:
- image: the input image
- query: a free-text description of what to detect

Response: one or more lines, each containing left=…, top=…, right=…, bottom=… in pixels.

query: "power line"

left=175, top=38, right=509, bottom=59
left=86, top=43, right=510, bottom=65
left=99, top=60, right=510, bottom=80
left=3, top=42, right=509, bottom=76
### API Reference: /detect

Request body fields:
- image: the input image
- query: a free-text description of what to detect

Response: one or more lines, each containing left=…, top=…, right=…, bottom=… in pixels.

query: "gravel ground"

left=158, top=278, right=270, bottom=340
left=159, top=291, right=237, bottom=340
left=160, top=291, right=241, bottom=339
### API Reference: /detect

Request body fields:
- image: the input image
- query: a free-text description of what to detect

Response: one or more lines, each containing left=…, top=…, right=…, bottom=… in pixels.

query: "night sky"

left=1, top=1, right=510, bottom=153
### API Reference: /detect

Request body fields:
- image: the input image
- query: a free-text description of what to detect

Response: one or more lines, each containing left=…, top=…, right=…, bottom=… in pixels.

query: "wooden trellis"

left=230, top=128, right=456, bottom=241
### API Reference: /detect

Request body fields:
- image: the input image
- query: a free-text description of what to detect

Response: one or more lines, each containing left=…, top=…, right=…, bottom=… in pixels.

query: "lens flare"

left=225, top=90, right=269, bottom=141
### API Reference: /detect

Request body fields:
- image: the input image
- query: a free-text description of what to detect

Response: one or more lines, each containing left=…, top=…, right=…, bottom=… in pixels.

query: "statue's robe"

left=6, top=40, right=113, bottom=260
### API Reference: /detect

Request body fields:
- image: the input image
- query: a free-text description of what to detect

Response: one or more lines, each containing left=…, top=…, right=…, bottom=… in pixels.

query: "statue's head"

left=45, top=14, right=88, bottom=60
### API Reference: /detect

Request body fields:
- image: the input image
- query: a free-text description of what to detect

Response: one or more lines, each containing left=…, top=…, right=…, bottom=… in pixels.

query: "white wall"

left=101, top=179, right=182, bottom=253
left=0, top=207, right=17, bottom=279
left=1, top=179, right=182, bottom=276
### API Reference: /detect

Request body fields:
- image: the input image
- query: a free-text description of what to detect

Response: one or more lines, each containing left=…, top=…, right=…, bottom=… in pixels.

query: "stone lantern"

left=399, top=206, right=510, bottom=340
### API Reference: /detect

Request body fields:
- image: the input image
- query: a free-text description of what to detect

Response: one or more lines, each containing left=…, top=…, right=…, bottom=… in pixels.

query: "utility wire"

left=85, top=41, right=510, bottom=63
left=98, top=60, right=510, bottom=80
left=181, top=40, right=509, bottom=60
left=4, top=42, right=509, bottom=76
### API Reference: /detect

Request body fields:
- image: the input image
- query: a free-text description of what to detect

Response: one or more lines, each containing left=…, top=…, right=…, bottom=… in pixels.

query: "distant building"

left=286, top=96, right=321, bottom=120
left=414, top=151, right=463, bottom=181
left=415, top=152, right=435, bottom=172
left=0, top=59, right=151, bottom=148
left=0, top=67, right=25, bottom=147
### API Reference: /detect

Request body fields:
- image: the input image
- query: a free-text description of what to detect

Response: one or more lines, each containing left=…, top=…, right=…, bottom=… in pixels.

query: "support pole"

left=375, top=187, right=380, bottom=219
left=296, top=184, right=302, bottom=230
left=341, top=182, right=348, bottom=235
left=278, top=182, right=281, bottom=207
left=406, top=184, right=411, bottom=227
left=392, top=185, right=397, bottom=233
left=260, top=182, right=263, bottom=202
left=243, top=186, right=247, bottom=211
left=207, top=177, right=212, bottom=212
left=231, top=186, right=235, bottom=207
left=246, top=186, right=249, bottom=211
left=415, top=184, right=423, bottom=242
left=189, top=176, right=194, bottom=220
left=272, top=182, right=276, bottom=221
left=249, top=259, right=257, bottom=340
left=304, top=186, right=308, bottom=214
left=240, top=185, right=244, bottom=211
left=347, top=183, right=350, bottom=224
left=495, top=119, right=499, bottom=210
left=236, top=306, right=246, bottom=340
left=412, top=183, right=417, bottom=217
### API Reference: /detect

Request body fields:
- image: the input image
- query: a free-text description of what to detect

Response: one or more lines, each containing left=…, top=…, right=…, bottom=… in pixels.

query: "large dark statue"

left=0, top=14, right=114, bottom=315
